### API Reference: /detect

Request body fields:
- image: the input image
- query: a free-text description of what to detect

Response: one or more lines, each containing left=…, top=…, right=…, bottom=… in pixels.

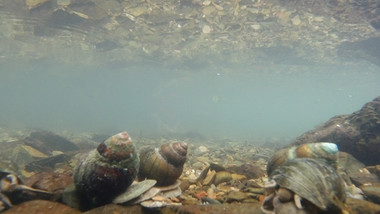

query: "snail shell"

left=266, top=158, right=346, bottom=212
left=73, top=132, right=139, bottom=206
left=138, top=142, right=188, bottom=186
left=267, top=142, right=338, bottom=175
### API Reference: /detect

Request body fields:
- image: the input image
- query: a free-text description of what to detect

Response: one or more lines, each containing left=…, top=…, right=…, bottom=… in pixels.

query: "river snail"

left=262, top=158, right=347, bottom=214
left=138, top=141, right=188, bottom=186
left=266, top=142, right=339, bottom=175
left=73, top=132, right=139, bottom=206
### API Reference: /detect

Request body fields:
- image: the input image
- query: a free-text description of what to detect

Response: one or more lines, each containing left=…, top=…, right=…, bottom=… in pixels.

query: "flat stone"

left=203, top=170, right=216, bottom=186
left=346, top=197, right=380, bottom=214
left=25, top=0, right=51, bottom=10
left=214, top=171, right=232, bottom=185
left=225, top=191, right=247, bottom=202
left=291, top=15, right=301, bottom=26
left=360, top=183, right=380, bottom=204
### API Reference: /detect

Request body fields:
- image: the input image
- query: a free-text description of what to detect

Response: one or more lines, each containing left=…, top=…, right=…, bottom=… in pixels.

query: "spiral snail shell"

left=138, top=142, right=188, bottom=186
left=266, top=142, right=339, bottom=175
left=73, top=132, right=139, bottom=206
left=262, top=158, right=346, bottom=213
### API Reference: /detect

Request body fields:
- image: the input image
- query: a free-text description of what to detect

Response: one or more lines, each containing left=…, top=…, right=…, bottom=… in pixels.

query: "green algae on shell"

left=73, top=132, right=139, bottom=206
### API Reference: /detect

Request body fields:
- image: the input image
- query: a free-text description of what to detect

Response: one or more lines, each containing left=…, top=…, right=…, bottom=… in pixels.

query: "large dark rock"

left=23, top=131, right=79, bottom=155
left=294, top=96, right=380, bottom=165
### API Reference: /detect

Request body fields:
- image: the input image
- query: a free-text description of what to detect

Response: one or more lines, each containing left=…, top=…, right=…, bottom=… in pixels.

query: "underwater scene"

left=0, top=0, right=380, bottom=213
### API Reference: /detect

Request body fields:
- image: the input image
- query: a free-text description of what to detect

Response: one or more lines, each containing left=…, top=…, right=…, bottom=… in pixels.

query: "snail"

left=262, top=158, right=347, bottom=214
left=73, top=132, right=139, bottom=206
left=266, top=142, right=339, bottom=175
left=138, top=141, right=188, bottom=186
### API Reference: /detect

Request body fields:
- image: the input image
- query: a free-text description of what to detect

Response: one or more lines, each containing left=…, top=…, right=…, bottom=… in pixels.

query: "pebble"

left=203, top=170, right=216, bottom=186
left=214, top=171, right=232, bottom=185
left=360, top=183, right=380, bottom=204
left=225, top=191, right=248, bottom=202
left=202, top=25, right=212, bottom=34
left=291, top=15, right=302, bottom=26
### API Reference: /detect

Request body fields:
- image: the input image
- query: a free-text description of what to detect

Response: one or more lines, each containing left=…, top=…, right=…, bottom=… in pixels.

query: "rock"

left=203, top=170, right=216, bottom=186
left=25, top=154, right=72, bottom=172
left=291, top=15, right=301, bottom=26
left=214, top=171, right=232, bottom=185
left=359, top=183, right=380, bottom=204
left=338, top=152, right=365, bottom=175
left=231, top=173, right=247, bottom=181
left=23, top=131, right=79, bottom=155
left=57, top=0, right=70, bottom=7
left=127, top=6, right=147, bottom=17
left=24, top=172, right=73, bottom=201
left=225, top=191, right=247, bottom=203
left=3, top=200, right=81, bottom=214
left=197, top=146, right=209, bottom=153
left=226, top=163, right=266, bottom=179
left=349, top=170, right=380, bottom=186
left=25, top=0, right=51, bottom=10
left=345, top=197, right=380, bottom=214
left=179, top=179, right=190, bottom=191
left=202, top=25, right=212, bottom=34
left=294, top=96, right=380, bottom=166
left=250, top=24, right=261, bottom=30
left=11, top=145, right=48, bottom=167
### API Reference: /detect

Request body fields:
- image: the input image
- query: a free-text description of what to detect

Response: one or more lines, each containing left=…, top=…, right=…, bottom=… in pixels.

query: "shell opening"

left=294, top=194, right=305, bottom=209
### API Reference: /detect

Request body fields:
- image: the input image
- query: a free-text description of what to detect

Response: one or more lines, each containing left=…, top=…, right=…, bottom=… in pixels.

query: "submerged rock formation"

left=294, top=96, right=380, bottom=165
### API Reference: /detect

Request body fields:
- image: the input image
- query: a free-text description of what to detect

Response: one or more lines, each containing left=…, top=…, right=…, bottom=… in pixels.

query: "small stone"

left=203, top=170, right=216, bottom=186
left=291, top=15, right=301, bottom=26
left=128, top=7, right=147, bottom=17
left=250, top=24, right=261, bottom=30
left=202, top=25, right=212, bottom=34
left=226, top=191, right=247, bottom=202
left=346, top=197, right=380, bottom=214
left=214, top=171, right=232, bottom=185
left=57, top=0, right=70, bottom=6
left=198, top=146, right=209, bottom=153
left=314, top=16, right=324, bottom=22
left=360, top=183, right=380, bottom=204
left=231, top=173, right=247, bottom=181
left=202, top=0, right=211, bottom=6
left=179, top=179, right=190, bottom=191
left=202, top=6, right=215, bottom=16
left=25, top=0, right=51, bottom=10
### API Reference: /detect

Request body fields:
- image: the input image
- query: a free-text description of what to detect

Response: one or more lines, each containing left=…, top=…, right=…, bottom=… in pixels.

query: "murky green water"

left=1, top=60, right=379, bottom=142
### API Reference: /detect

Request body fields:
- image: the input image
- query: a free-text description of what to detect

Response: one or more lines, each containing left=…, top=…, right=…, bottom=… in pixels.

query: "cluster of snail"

left=261, top=142, right=349, bottom=214
left=72, top=131, right=188, bottom=208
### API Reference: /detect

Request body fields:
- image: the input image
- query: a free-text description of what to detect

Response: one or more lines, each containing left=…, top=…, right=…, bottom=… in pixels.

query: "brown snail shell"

left=267, top=142, right=339, bottom=175
left=73, top=132, right=139, bottom=206
left=138, top=142, right=188, bottom=186
left=262, top=158, right=346, bottom=213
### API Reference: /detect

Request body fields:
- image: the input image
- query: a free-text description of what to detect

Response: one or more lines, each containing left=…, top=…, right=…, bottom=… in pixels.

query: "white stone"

left=291, top=15, right=301, bottom=26
left=202, top=25, right=212, bottom=34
